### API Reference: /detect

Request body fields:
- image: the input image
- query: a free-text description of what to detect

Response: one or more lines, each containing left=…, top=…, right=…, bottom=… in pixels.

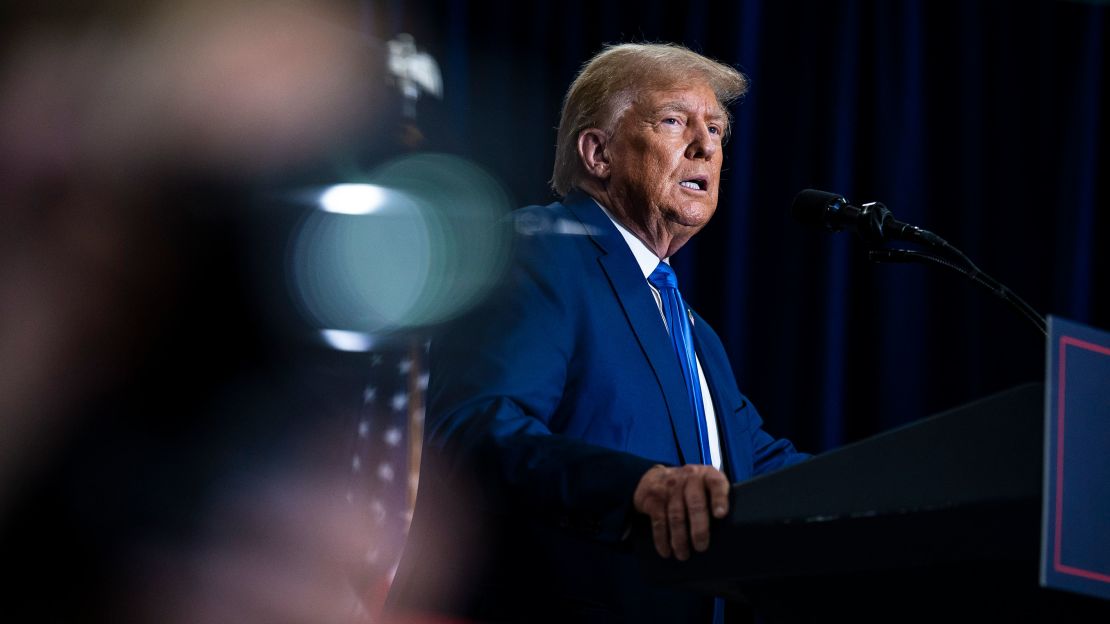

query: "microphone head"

left=791, top=189, right=852, bottom=231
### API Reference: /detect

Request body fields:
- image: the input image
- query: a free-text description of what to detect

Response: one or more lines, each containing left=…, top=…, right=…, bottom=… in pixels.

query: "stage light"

left=318, top=329, right=376, bottom=352
left=318, top=183, right=388, bottom=215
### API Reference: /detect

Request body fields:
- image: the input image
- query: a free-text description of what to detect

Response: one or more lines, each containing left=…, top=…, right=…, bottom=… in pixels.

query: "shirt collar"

left=593, top=198, right=667, bottom=279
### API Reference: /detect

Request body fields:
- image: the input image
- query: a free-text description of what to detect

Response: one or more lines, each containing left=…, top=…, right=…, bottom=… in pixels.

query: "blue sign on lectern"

left=1041, top=316, right=1110, bottom=601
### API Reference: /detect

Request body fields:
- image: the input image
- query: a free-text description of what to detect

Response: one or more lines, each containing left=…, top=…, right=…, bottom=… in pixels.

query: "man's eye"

left=662, top=117, right=681, bottom=125
left=708, top=125, right=722, bottom=135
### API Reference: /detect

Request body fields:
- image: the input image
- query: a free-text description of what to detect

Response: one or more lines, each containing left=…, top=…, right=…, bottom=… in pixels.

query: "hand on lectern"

left=633, top=464, right=730, bottom=561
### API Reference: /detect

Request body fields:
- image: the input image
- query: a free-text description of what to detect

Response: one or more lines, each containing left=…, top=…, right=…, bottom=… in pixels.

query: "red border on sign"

left=1054, top=335, right=1110, bottom=583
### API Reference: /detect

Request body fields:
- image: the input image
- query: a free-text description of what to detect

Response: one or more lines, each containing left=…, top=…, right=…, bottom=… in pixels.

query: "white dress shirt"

left=595, top=201, right=723, bottom=470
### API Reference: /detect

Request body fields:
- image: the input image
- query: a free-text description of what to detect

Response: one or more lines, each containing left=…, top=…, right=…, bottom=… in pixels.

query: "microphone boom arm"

left=791, top=189, right=1047, bottom=337
left=868, top=248, right=1048, bottom=336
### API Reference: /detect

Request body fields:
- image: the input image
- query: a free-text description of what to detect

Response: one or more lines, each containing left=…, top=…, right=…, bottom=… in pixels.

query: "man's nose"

left=685, top=121, right=718, bottom=160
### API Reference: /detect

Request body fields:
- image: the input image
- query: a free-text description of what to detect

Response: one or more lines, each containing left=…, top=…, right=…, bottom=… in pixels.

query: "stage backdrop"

left=367, top=0, right=1108, bottom=452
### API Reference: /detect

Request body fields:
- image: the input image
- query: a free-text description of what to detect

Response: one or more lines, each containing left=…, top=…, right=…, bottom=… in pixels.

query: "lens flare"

left=289, top=153, right=511, bottom=336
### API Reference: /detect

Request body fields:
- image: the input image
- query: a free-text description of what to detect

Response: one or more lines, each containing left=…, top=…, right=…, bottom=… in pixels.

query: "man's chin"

left=667, top=204, right=716, bottom=230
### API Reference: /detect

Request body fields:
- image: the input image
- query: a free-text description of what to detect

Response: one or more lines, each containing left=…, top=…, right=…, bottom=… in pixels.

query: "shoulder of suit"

left=508, top=201, right=601, bottom=239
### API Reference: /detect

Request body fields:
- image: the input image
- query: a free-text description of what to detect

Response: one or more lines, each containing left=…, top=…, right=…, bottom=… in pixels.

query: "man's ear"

left=577, top=129, right=611, bottom=181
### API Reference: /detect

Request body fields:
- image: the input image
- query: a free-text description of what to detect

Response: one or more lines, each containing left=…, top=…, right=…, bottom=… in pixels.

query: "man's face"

left=604, top=81, right=726, bottom=243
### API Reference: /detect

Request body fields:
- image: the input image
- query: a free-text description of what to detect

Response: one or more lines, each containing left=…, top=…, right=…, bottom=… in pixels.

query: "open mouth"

left=678, top=177, right=708, bottom=192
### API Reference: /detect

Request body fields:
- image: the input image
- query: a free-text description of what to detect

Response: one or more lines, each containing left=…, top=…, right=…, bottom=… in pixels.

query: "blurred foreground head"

left=0, top=2, right=402, bottom=622
left=0, top=0, right=374, bottom=502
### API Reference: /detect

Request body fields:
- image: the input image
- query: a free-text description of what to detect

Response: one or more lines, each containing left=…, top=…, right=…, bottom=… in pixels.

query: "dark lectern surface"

left=638, top=383, right=1110, bottom=622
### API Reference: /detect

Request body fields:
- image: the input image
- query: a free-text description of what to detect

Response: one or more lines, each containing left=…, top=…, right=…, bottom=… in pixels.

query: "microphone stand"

left=867, top=234, right=1047, bottom=336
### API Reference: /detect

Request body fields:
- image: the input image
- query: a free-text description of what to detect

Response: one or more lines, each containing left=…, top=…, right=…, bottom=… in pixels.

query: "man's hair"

left=550, top=43, right=747, bottom=197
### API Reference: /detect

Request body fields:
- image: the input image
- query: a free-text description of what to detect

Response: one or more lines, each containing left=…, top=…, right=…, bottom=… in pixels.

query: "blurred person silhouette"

left=0, top=2, right=424, bottom=622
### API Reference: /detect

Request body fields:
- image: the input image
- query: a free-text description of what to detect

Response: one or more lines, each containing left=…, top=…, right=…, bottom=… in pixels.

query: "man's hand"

left=633, top=464, right=730, bottom=561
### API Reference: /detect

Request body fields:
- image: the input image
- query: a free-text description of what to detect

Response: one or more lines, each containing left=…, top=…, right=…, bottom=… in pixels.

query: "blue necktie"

left=647, top=262, right=712, bottom=465
left=648, top=262, right=724, bottom=624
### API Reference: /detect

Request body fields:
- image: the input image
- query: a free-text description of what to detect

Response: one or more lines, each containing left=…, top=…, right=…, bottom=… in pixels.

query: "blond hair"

left=550, top=43, right=747, bottom=197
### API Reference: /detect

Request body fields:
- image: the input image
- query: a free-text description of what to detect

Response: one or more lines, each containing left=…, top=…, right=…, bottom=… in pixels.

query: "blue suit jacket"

left=389, top=191, right=807, bottom=622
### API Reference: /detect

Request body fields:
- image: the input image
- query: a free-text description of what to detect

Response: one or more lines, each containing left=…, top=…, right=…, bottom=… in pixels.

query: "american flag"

left=347, top=340, right=427, bottom=617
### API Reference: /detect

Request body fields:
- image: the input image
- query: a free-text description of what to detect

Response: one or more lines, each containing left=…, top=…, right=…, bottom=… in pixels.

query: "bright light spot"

left=289, top=154, right=512, bottom=335
left=319, top=329, right=375, bottom=352
left=318, top=183, right=387, bottom=215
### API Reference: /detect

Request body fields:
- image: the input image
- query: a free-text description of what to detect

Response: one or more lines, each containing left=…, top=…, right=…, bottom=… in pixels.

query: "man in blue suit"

left=388, top=43, right=808, bottom=623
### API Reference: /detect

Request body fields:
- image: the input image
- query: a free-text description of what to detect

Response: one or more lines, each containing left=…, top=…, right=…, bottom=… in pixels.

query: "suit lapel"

left=564, top=192, right=702, bottom=466
left=691, top=317, right=748, bottom=482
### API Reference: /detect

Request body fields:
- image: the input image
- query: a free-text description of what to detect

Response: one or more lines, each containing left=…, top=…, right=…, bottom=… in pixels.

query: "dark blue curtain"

left=377, top=0, right=1108, bottom=452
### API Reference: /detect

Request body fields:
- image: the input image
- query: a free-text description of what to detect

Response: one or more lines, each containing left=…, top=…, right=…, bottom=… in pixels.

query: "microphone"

left=790, top=188, right=1047, bottom=336
left=791, top=189, right=940, bottom=247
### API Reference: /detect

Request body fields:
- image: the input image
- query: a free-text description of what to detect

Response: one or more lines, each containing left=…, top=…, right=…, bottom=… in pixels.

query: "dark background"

left=363, top=0, right=1108, bottom=452
left=0, top=0, right=1105, bottom=620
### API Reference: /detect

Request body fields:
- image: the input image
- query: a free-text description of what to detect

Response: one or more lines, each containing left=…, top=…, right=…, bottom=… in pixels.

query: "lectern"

left=638, top=382, right=1110, bottom=622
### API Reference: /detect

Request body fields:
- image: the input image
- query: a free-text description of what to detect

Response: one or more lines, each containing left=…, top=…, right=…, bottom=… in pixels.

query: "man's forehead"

left=639, top=84, right=726, bottom=117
